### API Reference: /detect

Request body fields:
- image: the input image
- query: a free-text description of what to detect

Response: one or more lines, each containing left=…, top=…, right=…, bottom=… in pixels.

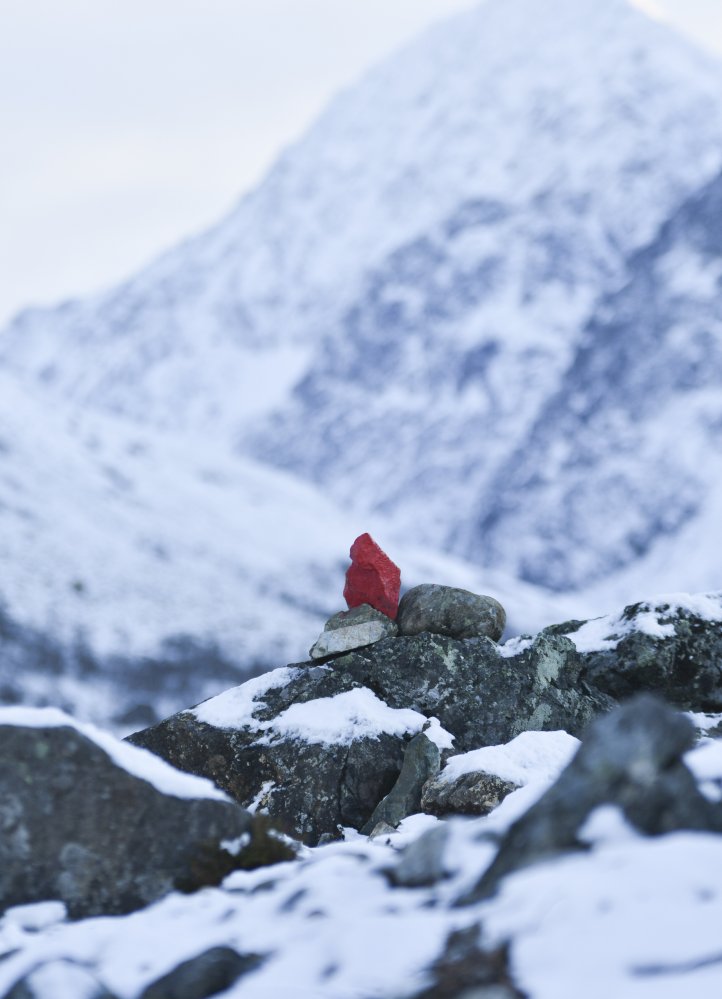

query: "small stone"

left=343, top=533, right=401, bottom=620
left=309, top=604, right=397, bottom=659
left=421, top=771, right=518, bottom=818
left=397, top=584, right=506, bottom=641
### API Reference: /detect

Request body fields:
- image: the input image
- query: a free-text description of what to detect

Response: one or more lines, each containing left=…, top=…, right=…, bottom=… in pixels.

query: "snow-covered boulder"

left=128, top=592, right=722, bottom=844
left=127, top=627, right=611, bottom=843
left=0, top=708, right=261, bottom=918
left=421, top=730, right=579, bottom=818
left=560, top=593, right=722, bottom=710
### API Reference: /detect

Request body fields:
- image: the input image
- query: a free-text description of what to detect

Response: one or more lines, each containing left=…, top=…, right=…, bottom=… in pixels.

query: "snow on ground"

left=483, top=832, right=722, bottom=999
left=2, top=718, right=722, bottom=998
left=0, top=706, right=228, bottom=802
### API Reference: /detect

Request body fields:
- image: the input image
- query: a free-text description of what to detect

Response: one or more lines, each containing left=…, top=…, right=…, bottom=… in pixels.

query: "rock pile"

left=309, top=533, right=509, bottom=660
left=128, top=592, right=722, bottom=845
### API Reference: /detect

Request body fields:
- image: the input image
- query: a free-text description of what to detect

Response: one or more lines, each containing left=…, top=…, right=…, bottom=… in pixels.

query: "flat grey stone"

left=309, top=604, right=397, bottom=658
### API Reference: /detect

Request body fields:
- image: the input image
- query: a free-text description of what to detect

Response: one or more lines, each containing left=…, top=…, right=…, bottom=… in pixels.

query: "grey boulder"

left=421, top=770, right=518, bottom=817
left=0, top=717, right=255, bottom=918
left=129, top=628, right=611, bottom=844
left=397, top=584, right=506, bottom=641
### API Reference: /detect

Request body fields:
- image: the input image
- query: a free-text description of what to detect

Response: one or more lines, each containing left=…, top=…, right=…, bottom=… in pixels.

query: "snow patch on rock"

left=439, top=731, right=580, bottom=788
left=565, top=592, right=722, bottom=653
left=257, top=688, right=427, bottom=747
left=0, top=706, right=228, bottom=802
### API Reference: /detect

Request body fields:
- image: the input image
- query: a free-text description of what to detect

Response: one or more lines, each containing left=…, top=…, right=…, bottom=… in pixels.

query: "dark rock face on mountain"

left=464, top=695, right=722, bottom=902
left=480, top=167, right=722, bottom=591
left=0, top=720, right=255, bottom=918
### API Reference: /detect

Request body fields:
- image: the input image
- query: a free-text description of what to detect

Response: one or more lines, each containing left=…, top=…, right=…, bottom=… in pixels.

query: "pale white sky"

left=1, top=0, right=721, bottom=327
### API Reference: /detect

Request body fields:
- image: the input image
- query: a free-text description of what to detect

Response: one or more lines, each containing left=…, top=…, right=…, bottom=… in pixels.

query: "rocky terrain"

left=2, top=586, right=722, bottom=998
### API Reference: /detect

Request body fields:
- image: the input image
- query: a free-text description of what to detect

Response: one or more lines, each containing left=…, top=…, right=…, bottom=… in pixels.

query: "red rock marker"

left=343, top=533, right=401, bottom=620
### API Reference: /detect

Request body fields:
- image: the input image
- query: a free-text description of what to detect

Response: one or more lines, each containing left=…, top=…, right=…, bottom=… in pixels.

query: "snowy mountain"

left=3, top=0, right=722, bottom=721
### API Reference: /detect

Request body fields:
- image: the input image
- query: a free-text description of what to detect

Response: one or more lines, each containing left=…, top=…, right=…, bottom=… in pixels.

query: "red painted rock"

left=343, top=533, right=401, bottom=620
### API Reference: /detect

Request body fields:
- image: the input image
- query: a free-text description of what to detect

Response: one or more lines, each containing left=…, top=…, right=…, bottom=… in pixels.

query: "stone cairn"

left=309, top=532, right=506, bottom=659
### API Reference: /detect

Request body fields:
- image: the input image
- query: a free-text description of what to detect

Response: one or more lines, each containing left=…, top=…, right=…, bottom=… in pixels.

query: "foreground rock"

left=0, top=708, right=259, bottom=918
left=464, top=695, right=722, bottom=902
left=408, top=926, right=522, bottom=999
left=128, top=672, right=420, bottom=844
left=397, top=584, right=507, bottom=641
left=138, top=946, right=264, bottom=999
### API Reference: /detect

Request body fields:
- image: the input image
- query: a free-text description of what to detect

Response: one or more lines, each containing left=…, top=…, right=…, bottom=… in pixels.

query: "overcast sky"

left=1, top=0, right=721, bottom=327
